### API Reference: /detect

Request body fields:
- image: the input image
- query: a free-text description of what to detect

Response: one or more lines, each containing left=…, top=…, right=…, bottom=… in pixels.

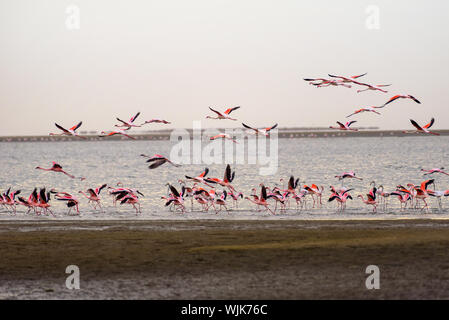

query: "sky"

left=1, top=0, right=448, bottom=136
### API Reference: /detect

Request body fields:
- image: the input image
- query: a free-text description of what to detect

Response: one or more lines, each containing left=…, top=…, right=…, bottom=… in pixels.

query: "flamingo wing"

left=130, top=112, right=140, bottom=123
left=409, top=95, right=421, bottom=104
left=351, top=73, right=367, bottom=79
left=224, top=106, right=240, bottom=115
left=209, top=107, right=223, bottom=117
left=55, top=123, right=70, bottom=133
left=410, top=119, right=423, bottom=131
left=70, top=121, right=82, bottom=131
left=148, top=159, right=166, bottom=169
left=423, top=118, right=435, bottom=129
left=383, top=95, right=401, bottom=106
left=266, top=123, right=278, bottom=131
left=199, top=168, right=209, bottom=178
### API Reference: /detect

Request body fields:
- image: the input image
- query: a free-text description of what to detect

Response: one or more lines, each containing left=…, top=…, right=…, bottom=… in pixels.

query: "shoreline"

left=2, top=129, right=449, bottom=142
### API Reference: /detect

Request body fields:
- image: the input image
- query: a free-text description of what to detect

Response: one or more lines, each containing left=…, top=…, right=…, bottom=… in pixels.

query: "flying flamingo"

left=140, top=154, right=181, bottom=169
left=79, top=184, right=107, bottom=211
left=329, top=121, right=358, bottom=131
left=304, top=78, right=352, bottom=88
left=346, top=107, right=381, bottom=118
left=242, top=123, right=278, bottom=136
left=185, top=168, right=214, bottom=187
left=204, top=164, right=236, bottom=192
left=206, top=106, right=241, bottom=120
left=210, top=134, right=238, bottom=143
left=403, top=118, right=439, bottom=136
left=141, top=119, right=171, bottom=125
left=352, top=81, right=391, bottom=93
left=358, top=187, right=378, bottom=212
left=99, top=127, right=136, bottom=140
left=36, top=162, right=77, bottom=179
left=115, top=112, right=141, bottom=128
left=421, top=168, right=449, bottom=176
left=49, top=121, right=86, bottom=139
left=380, top=94, right=421, bottom=107
left=328, top=73, right=368, bottom=84
left=335, top=171, right=363, bottom=181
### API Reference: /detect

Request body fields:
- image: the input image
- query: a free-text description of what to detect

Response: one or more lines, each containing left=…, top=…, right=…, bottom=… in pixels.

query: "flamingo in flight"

left=352, top=81, right=391, bottom=93
left=304, top=78, right=352, bottom=88
left=380, top=94, right=421, bottom=108
left=329, top=121, right=358, bottom=131
left=421, top=168, right=449, bottom=176
left=140, top=154, right=181, bottom=169
left=36, top=162, right=77, bottom=179
left=99, top=127, right=136, bottom=140
left=115, top=112, right=141, bottom=128
left=210, top=134, right=238, bottom=143
left=206, top=106, right=241, bottom=120
left=49, top=121, right=86, bottom=139
left=205, top=164, right=236, bottom=191
left=185, top=168, right=214, bottom=187
left=328, top=73, right=367, bottom=84
left=403, top=118, right=439, bottom=136
left=335, top=171, right=363, bottom=181
left=79, top=184, right=107, bottom=211
left=346, top=107, right=381, bottom=118
left=141, top=119, right=171, bottom=125
left=242, top=123, right=278, bottom=136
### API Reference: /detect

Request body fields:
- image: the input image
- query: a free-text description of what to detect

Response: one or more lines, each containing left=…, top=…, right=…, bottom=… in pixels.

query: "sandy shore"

left=1, top=219, right=449, bottom=299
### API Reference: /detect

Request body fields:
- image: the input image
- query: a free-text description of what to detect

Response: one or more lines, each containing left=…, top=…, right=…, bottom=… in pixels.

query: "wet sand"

left=1, top=219, right=449, bottom=299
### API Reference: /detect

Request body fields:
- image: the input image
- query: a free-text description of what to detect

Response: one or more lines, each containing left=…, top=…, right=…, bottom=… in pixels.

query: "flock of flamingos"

left=1, top=73, right=447, bottom=216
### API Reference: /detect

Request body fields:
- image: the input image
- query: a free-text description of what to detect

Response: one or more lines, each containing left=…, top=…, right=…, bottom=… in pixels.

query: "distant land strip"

left=2, top=129, right=449, bottom=142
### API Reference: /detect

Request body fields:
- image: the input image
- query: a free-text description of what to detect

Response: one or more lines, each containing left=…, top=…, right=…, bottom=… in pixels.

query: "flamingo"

left=304, top=184, right=324, bottom=208
left=36, top=188, right=54, bottom=216
left=206, top=106, right=240, bottom=120
left=140, top=154, right=181, bottom=169
left=421, top=168, right=449, bottom=176
left=141, top=119, right=171, bottom=125
left=185, top=168, right=214, bottom=187
left=428, top=189, right=449, bottom=210
left=204, top=164, right=236, bottom=192
left=120, top=193, right=142, bottom=214
left=328, top=187, right=353, bottom=212
left=242, top=123, right=278, bottom=136
left=329, top=121, right=358, bottom=131
left=55, top=192, right=80, bottom=215
left=115, top=112, right=141, bottom=128
left=213, top=190, right=229, bottom=213
left=1, top=189, right=21, bottom=214
left=49, top=121, right=86, bottom=139
left=409, top=179, right=434, bottom=212
left=245, top=184, right=275, bottom=214
left=403, top=118, right=439, bottom=136
left=380, top=94, right=421, bottom=107
left=346, top=107, right=381, bottom=118
left=389, top=191, right=412, bottom=211
left=210, top=134, right=238, bottom=143
left=228, top=190, right=244, bottom=208
left=328, top=73, right=368, bottom=84
left=36, top=162, right=77, bottom=179
left=99, top=127, right=136, bottom=140
left=164, top=184, right=186, bottom=213
left=352, top=81, right=391, bottom=93
left=335, top=171, right=363, bottom=181
left=304, top=78, right=352, bottom=88
left=358, top=187, right=378, bottom=212
left=79, top=184, right=107, bottom=211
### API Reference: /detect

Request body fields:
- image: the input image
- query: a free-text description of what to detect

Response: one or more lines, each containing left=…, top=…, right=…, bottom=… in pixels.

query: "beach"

left=1, top=219, right=449, bottom=300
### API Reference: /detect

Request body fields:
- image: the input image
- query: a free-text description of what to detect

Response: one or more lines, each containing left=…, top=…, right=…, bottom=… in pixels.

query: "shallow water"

left=1, top=136, right=449, bottom=220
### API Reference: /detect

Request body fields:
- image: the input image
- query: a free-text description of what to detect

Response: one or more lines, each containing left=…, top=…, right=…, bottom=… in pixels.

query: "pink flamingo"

left=36, top=162, right=76, bottom=179
left=49, top=121, right=86, bottom=139
left=245, top=184, right=275, bottom=214
left=242, top=123, right=278, bottom=136
left=358, top=187, right=378, bottom=212
left=115, top=112, right=141, bottom=128
left=403, top=118, right=439, bottom=136
left=141, top=119, right=171, bottom=125
left=79, top=184, right=107, bottom=211
left=329, top=121, right=358, bottom=131
left=346, top=107, right=381, bottom=118
left=206, top=106, right=240, bottom=120
left=55, top=192, right=80, bottom=215
left=99, top=128, right=136, bottom=140
left=381, top=94, right=421, bottom=107
left=335, top=171, right=363, bottom=181
left=210, top=134, right=238, bottom=143
left=421, top=168, right=449, bottom=176
left=205, top=164, right=236, bottom=192
left=140, top=154, right=181, bottom=169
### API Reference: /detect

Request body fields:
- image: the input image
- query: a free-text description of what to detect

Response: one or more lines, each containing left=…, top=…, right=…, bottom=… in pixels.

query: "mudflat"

left=0, top=219, right=448, bottom=299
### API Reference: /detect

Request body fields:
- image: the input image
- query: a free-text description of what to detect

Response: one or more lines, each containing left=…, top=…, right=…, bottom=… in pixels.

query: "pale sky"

left=1, top=0, right=448, bottom=136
